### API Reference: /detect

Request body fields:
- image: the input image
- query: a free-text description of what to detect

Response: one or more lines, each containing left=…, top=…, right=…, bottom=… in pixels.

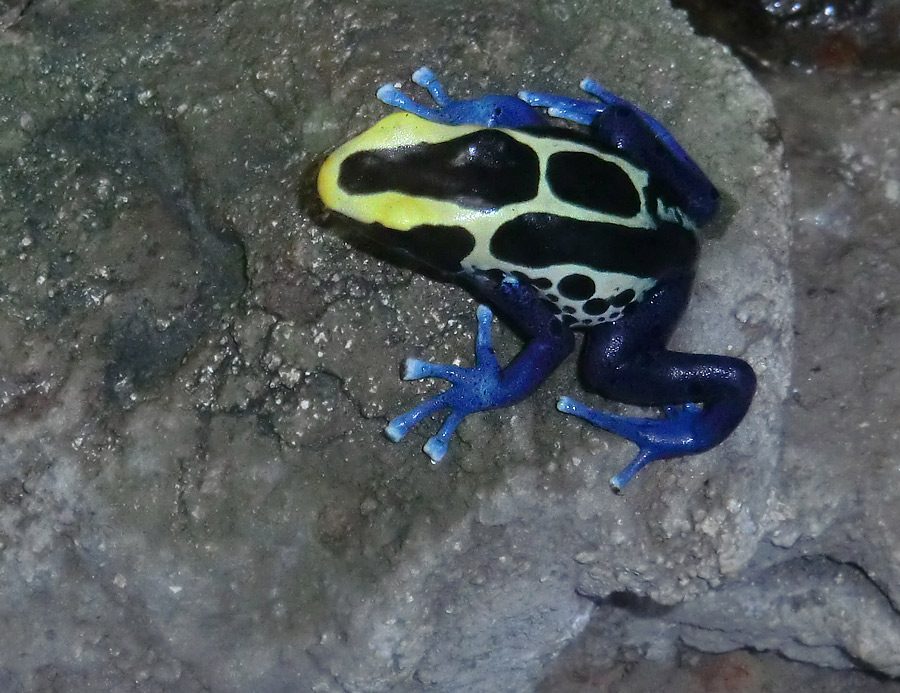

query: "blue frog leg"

left=386, top=272, right=574, bottom=462
left=560, top=275, right=756, bottom=492
left=377, top=66, right=545, bottom=128
left=520, top=79, right=719, bottom=224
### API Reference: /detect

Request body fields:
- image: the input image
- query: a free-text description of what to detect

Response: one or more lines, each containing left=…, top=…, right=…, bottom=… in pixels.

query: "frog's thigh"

left=578, top=275, right=694, bottom=404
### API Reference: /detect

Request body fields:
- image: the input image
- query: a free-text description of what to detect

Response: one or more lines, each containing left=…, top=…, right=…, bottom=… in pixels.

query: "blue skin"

left=380, top=68, right=756, bottom=491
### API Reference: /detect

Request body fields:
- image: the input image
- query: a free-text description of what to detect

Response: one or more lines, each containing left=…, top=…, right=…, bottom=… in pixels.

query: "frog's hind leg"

left=520, top=80, right=719, bottom=225
left=579, top=78, right=696, bottom=175
left=560, top=276, right=756, bottom=492
left=520, top=79, right=699, bottom=172
left=377, top=67, right=544, bottom=128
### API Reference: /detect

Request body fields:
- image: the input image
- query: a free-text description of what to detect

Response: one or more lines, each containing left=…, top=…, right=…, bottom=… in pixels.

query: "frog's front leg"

left=386, top=273, right=574, bottom=462
left=561, top=276, right=756, bottom=492
left=519, top=80, right=718, bottom=224
left=377, top=66, right=545, bottom=128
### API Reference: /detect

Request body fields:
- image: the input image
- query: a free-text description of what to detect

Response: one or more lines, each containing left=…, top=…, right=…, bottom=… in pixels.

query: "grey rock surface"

left=682, top=73, right=900, bottom=677
left=542, top=72, right=900, bottom=689
left=8, top=0, right=878, bottom=691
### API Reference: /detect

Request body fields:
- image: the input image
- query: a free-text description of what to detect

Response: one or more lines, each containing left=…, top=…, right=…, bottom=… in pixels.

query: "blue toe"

left=385, top=417, right=408, bottom=443
left=424, top=435, right=448, bottom=462
left=517, top=91, right=600, bottom=125
left=609, top=449, right=657, bottom=493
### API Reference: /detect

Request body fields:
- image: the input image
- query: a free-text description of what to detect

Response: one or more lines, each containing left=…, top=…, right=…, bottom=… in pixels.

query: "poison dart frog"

left=317, top=67, right=756, bottom=492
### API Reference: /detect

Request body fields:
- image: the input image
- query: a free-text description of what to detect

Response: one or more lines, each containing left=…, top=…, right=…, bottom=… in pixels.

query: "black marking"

left=584, top=297, right=610, bottom=315
left=338, top=130, right=539, bottom=210
left=484, top=268, right=507, bottom=284
left=645, top=172, right=711, bottom=228
left=546, top=301, right=562, bottom=314
left=557, top=273, right=596, bottom=301
left=610, top=288, right=636, bottom=307
left=511, top=270, right=554, bottom=294
left=516, top=123, right=716, bottom=226
left=356, top=223, right=475, bottom=273
left=546, top=152, right=642, bottom=217
left=490, top=215, right=697, bottom=279
left=561, top=314, right=578, bottom=327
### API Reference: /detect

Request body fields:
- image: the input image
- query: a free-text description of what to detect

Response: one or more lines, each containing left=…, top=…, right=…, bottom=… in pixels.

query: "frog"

left=316, top=67, right=756, bottom=492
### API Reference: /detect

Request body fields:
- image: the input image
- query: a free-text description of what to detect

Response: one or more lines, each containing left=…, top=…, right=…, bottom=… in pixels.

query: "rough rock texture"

left=677, top=73, right=900, bottom=677
left=542, top=72, right=900, bottom=690
left=0, top=0, right=854, bottom=691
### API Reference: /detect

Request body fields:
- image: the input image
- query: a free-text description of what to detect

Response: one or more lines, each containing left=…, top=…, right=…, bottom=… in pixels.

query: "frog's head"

left=317, top=111, right=542, bottom=273
left=318, top=111, right=541, bottom=226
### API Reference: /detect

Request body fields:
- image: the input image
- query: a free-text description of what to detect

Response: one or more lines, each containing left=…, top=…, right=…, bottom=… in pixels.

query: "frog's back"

left=318, top=111, right=698, bottom=326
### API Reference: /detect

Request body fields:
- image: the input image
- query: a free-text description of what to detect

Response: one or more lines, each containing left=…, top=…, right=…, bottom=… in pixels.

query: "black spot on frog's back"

left=583, top=297, right=610, bottom=315
left=557, top=273, right=596, bottom=300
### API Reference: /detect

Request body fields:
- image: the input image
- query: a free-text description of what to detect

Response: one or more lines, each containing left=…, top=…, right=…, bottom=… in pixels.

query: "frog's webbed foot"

left=377, top=67, right=543, bottom=128
left=385, top=305, right=505, bottom=462
left=557, top=398, right=711, bottom=493
left=386, top=272, right=575, bottom=465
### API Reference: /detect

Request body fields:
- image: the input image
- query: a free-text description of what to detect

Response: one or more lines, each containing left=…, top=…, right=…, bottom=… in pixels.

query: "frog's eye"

left=338, top=130, right=540, bottom=210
